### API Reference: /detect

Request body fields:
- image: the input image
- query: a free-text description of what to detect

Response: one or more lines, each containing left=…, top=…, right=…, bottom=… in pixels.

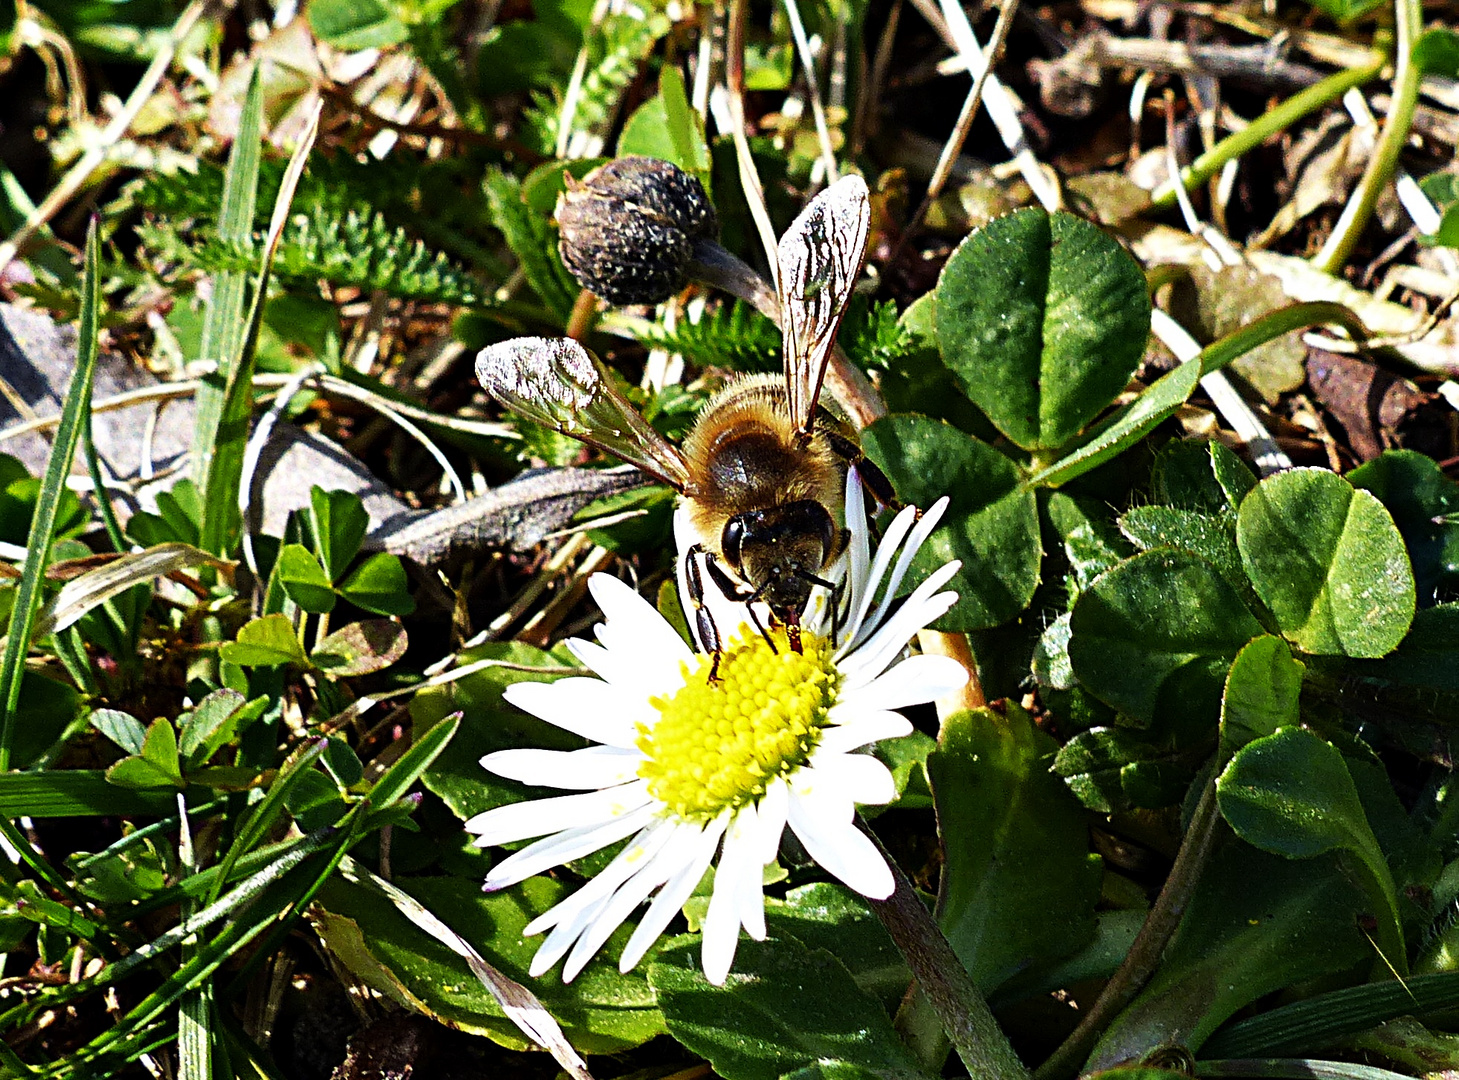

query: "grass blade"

left=198, top=99, right=321, bottom=555
left=0, top=219, right=101, bottom=770
left=191, top=66, right=263, bottom=510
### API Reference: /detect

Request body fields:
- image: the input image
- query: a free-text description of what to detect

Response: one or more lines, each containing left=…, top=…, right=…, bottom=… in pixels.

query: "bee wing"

left=475, top=337, right=695, bottom=493
left=776, top=174, right=871, bottom=436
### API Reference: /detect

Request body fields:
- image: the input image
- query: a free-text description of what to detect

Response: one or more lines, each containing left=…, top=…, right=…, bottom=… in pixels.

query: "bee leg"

left=706, top=558, right=778, bottom=653
left=824, top=430, right=908, bottom=515
left=684, top=544, right=726, bottom=679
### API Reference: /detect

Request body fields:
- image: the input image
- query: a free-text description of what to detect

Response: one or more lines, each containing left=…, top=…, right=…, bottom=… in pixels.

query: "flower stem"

left=1150, top=49, right=1386, bottom=211
left=1033, top=779, right=1223, bottom=1080
left=1312, top=5, right=1420, bottom=274
left=861, top=821, right=1031, bottom=1080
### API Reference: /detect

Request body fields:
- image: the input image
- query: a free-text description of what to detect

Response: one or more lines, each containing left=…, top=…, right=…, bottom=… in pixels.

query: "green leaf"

left=1413, top=28, right=1459, bottom=76
left=620, top=69, right=712, bottom=186
left=90, top=708, right=147, bottom=755
left=1349, top=450, right=1459, bottom=606
left=107, top=720, right=185, bottom=791
left=1045, top=493, right=1132, bottom=595
left=338, top=553, right=414, bottom=616
left=179, top=689, right=265, bottom=765
left=649, top=932, right=930, bottom=1080
left=192, top=68, right=263, bottom=544
left=1218, top=635, right=1304, bottom=764
left=484, top=168, right=579, bottom=321
left=417, top=642, right=579, bottom=825
left=936, top=208, right=1151, bottom=451
left=930, top=704, right=1101, bottom=991
left=316, top=873, right=664, bottom=1051
left=860, top=414, right=1040, bottom=630
left=1203, top=971, right=1459, bottom=1057
left=308, top=0, right=409, bottom=50
left=1026, top=357, right=1201, bottom=488
left=221, top=614, right=309, bottom=668
left=766, top=885, right=908, bottom=1008
left=308, top=487, right=370, bottom=583
left=1237, top=467, right=1416, bottom=657
left=275, top=544, right=337, bottom=614
left=1068, top=549, right=1264, bottom=728
left=1086, top=837, right=1372, bottom=1064
left=311, top=620, right=409, bottom=677
left=1217, top=726, right=1404, bottom=971
left=1120, top=505, right=1241, bottom=580
left=1054, top=727, right=1200, bottom=812
left=0, top=771, right=179, bottom=817
left=363, top=715, right=458, bottom=827
left=1151, top=439, right=1256, bottom=513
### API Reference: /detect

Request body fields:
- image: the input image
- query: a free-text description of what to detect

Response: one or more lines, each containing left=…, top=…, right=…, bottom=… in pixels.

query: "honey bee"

left=475, top=175, right=890, bottom=663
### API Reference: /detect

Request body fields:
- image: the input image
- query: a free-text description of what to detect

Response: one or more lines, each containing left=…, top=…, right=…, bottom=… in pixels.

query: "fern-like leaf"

left=525, top=7, right=672, bottom=153
left=640, top=301, right=781, bottom=373
left=484, top=168, right=579, bottom=321
left=139, top=206, right=490, bottom=307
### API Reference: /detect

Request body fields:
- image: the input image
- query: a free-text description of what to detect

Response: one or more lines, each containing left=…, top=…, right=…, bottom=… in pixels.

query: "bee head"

left=721, top=501, right=838, bottom=618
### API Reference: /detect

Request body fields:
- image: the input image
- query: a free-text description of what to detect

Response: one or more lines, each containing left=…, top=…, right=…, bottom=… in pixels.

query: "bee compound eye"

left=721, top=516, right=746, bottom=568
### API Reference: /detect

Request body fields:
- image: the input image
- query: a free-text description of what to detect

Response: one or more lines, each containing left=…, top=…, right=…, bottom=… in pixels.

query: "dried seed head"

left=556, top=156, right=718, bottom=306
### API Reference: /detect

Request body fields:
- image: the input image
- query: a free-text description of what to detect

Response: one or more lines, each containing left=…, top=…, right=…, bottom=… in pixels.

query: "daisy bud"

left=555, top=156, right=719, bottom=305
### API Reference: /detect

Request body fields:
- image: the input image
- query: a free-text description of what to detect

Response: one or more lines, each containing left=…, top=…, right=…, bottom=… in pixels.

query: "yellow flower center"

left=639, top=629, right=839, bottom=821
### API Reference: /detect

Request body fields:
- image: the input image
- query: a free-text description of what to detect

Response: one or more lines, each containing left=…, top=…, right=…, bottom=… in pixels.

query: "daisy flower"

left=463, top=469, right=966, bottom=985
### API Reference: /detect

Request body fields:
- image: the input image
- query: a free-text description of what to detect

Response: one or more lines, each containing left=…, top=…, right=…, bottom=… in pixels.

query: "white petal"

left=845, top=466, right=871, bottom=609
left=805, top=752, right=898, bottom=807
left=588, top=574, right=696, bottom=684
left=842, top=498, right=949, bottom=658
left=564, top=839, right=687, bottom=982
left=786, top=792, right=894, bottom=899
left=483, top=801, right=659, bottom=888
left=541, top=820, right=704, bottom=976
left=503, top=678, right=646, bottom=748
left=465, top=781, right=653, bottom=847
left=618, top=813, right=728, bottom=972
left=817, top=711, right=913, bottom=754
left=481, top=746, right=644, bottom=790
left=524, top=819, right=676, bottom=936
left=566, top=639, right=679, bottom=701
left=701, top=809, right=760, bottom=985
left=844, top=654, right=969, bottom=713
left=839, top=564, right=961, bottom=689
left=839, top=505, right=917, bottom=650
left=753, top=778, right=790, bottom=865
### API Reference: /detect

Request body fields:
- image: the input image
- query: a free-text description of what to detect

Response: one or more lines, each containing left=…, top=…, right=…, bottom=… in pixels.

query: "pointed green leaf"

left=338, top=553, right=414, bottom=616
left=221, top=614, right=309, bottom=668
left=275, top=544, right=337, bottom=614
left=308, top=487, right=369, bottom=583
left=90, top=708, right=147, bottom=756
